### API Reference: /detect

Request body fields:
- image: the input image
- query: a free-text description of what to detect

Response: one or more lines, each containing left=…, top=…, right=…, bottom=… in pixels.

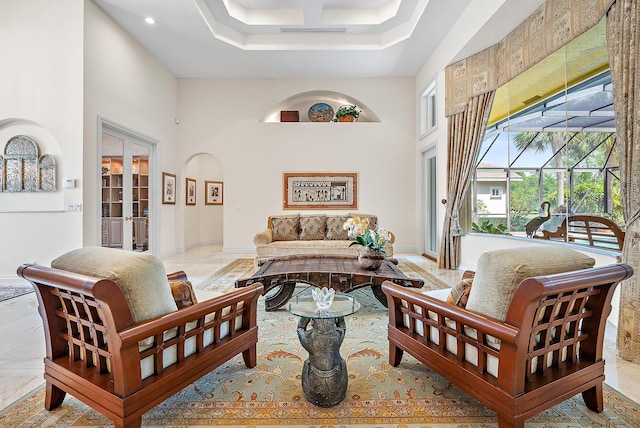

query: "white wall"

left=0, top=0, right=84, bottom=283
left=177, top=78, right=416, bottom=253
left=83, top=0, right=180, bottom=255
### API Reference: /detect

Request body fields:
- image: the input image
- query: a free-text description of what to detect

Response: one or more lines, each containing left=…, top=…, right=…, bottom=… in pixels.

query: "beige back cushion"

left=52, top=247, right=178, bottom=324
left=326, top=215, right=349, bottom=240
left=299, top=215, right=326, bottom=240
left=269, top=214, right=300, bottom=241
left=465, top=246, right=595, bottom=321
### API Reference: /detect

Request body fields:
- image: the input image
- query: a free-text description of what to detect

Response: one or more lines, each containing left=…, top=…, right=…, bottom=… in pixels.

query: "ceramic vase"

left=357, top=248, right=385, bottom=270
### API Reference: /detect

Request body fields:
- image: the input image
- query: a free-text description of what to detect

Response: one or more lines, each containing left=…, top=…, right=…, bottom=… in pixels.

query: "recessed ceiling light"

left=145, top=17, right=156, bottom=25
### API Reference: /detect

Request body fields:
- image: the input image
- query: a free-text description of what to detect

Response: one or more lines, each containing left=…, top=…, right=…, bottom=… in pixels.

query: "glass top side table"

left=286, top=289, right=360, bottom=407
left=286, top=291, right=360, bottom=319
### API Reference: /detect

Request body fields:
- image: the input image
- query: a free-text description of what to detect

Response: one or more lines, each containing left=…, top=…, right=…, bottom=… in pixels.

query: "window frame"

left=419, top=80, right=437, bottom=138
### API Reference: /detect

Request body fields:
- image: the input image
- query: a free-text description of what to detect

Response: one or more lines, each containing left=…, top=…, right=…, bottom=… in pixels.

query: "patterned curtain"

left=607, top=0, right=640, bottom=364
left=438, top=92, right=495, bottom=269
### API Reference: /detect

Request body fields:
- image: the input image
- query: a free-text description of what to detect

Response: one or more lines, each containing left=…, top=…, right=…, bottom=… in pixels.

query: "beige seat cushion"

left=465, top=246, right=595, bottom=321
left=51, top=247, right=178, bottom=324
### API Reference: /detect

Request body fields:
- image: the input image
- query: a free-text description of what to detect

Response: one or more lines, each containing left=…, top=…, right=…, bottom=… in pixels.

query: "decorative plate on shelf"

left=308, top=103, right=334, bottom=122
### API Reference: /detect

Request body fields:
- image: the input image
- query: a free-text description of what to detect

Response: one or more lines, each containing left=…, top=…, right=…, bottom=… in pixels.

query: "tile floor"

left=1, top=245, right=638, bottom=413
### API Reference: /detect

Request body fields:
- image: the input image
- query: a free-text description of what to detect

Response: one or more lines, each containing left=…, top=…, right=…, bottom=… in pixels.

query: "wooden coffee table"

left=235, top=254, right=424, bottom=311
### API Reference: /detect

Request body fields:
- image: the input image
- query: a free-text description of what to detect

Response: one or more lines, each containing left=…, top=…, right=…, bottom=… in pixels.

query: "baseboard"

left=393, top=246, right=419, bottom=253
left=223, top=247, right=256, bottom=254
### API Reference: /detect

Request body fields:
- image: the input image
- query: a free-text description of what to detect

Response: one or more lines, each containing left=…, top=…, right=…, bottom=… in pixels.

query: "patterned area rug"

left=2, top=258, right=639, bottom=427
left=0, top=285, right=34, bottom=302
left=195, top=258, right=257, bottom=293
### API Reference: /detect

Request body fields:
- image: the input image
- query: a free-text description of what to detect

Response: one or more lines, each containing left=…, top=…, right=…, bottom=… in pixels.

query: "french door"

left=100, top=124, right=154, bottom=251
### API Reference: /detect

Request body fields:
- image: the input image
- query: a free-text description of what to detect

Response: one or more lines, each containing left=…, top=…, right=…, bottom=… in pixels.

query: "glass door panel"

left=422, top=147, right=438, bottom=258
left=128, top=142, right=149, bottom=251
left=101, top=132, right=125, bottom=249
left=101, top=128, right=152, bottom=251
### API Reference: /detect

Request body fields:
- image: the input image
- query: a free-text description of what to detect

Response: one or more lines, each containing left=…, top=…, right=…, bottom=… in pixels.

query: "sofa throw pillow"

left=446, top=277, right=473, bottom=308
left=51, top=247, right=178, bottom=324
left=271, top=215, right=299, bottom=241
left=169, top=279, right=198, bottom=309
left=326, top=215, right=350, bottom=240
left=465, top=246, right=595, bottom=321
left=299, top=215, right=326, bottom=240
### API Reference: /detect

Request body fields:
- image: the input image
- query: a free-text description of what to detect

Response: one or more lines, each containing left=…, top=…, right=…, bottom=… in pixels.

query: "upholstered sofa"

left=253, top=213, right=394, bottom=265
left=382, top=246, right=633, bottom=428
left=17, top=247, right=263, bottom=428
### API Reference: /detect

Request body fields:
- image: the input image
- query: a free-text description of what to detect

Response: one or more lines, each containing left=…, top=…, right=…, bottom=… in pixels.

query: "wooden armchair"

left=382, top=246, right=633, bottom=428
left=17, top=247, right=263, bottom=428
left=535, top=215, right=625, bottom=251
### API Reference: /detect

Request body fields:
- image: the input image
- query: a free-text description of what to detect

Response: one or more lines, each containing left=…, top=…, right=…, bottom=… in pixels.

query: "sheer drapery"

left=607, top=0, right=640, bottom=364
left=439, top=92, right=495, bottom=269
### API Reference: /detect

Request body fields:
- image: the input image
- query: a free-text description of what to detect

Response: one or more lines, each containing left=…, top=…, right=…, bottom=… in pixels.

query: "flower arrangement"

left=343, top=216, right=393, bottom=254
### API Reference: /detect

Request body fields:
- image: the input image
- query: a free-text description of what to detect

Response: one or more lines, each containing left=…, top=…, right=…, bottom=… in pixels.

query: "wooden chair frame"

left=382, top=263, right=633, bottom=428
left=18, top=263, right=263, bottom=428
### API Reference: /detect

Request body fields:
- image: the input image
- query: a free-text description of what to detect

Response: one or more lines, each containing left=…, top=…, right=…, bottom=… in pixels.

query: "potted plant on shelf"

left=333, top=105, right=361, bottom=122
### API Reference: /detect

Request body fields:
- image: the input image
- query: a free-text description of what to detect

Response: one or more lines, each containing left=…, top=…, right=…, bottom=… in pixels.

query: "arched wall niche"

left=261, top=90, right=381, bottom=123
left=0, top=118, right=64, bottom=211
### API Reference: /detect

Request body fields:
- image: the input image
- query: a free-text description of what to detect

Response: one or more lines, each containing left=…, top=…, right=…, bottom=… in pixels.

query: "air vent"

left=523, top=95, right=542, bottom=105
left=280, top=27, right=346, bottom=33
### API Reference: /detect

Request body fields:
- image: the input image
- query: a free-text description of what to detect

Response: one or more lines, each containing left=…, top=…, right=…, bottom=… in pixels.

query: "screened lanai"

left=471, top=18, right=621, bottom=236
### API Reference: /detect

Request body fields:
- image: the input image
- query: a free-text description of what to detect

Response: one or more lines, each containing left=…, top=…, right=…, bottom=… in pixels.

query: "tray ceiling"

left=92, top=0, right=546, bottom=78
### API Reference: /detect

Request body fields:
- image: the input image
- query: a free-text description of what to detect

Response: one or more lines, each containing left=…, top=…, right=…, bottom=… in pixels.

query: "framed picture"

left=283, top=172, right=358, bottom=210
left=186, top=178, right=196, bottom=205
left=162, top=172, right=176, bottom=205
left=205, top=181, right=223, bottom=205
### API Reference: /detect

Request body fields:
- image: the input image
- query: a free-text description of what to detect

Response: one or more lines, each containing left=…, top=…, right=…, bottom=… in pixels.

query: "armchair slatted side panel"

left=55, top=286, right=112, bottom=375
left=524, top=284, right=599, bottom=381
left=387, top=292, right=511, bottom=380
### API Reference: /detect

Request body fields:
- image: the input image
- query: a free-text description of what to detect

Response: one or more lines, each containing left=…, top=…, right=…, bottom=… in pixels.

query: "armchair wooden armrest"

left=535, top=215, right=625, bottom=251
left=166, top=270, right=189, bottom=281
left=461, top=270, right=475, bottom=280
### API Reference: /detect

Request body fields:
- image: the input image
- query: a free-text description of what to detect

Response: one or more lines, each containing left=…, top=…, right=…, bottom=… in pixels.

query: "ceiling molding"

left=194, top=0, right=429, bottom=50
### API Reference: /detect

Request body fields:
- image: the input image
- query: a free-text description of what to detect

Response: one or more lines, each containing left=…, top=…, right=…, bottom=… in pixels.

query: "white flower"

left=343, top=217, right=393, bottom=254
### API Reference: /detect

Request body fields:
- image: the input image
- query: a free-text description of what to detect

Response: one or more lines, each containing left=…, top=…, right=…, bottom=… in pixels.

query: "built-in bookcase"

left=101, top=156, right=148, bottom=249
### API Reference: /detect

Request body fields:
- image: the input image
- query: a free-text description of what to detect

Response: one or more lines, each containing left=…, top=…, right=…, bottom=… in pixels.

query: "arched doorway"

left=183, top=153, right=223, bottom=249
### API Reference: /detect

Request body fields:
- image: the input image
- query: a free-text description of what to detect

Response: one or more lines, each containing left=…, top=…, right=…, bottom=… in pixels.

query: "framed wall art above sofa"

left=283, top=172, right=357, bottom=210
